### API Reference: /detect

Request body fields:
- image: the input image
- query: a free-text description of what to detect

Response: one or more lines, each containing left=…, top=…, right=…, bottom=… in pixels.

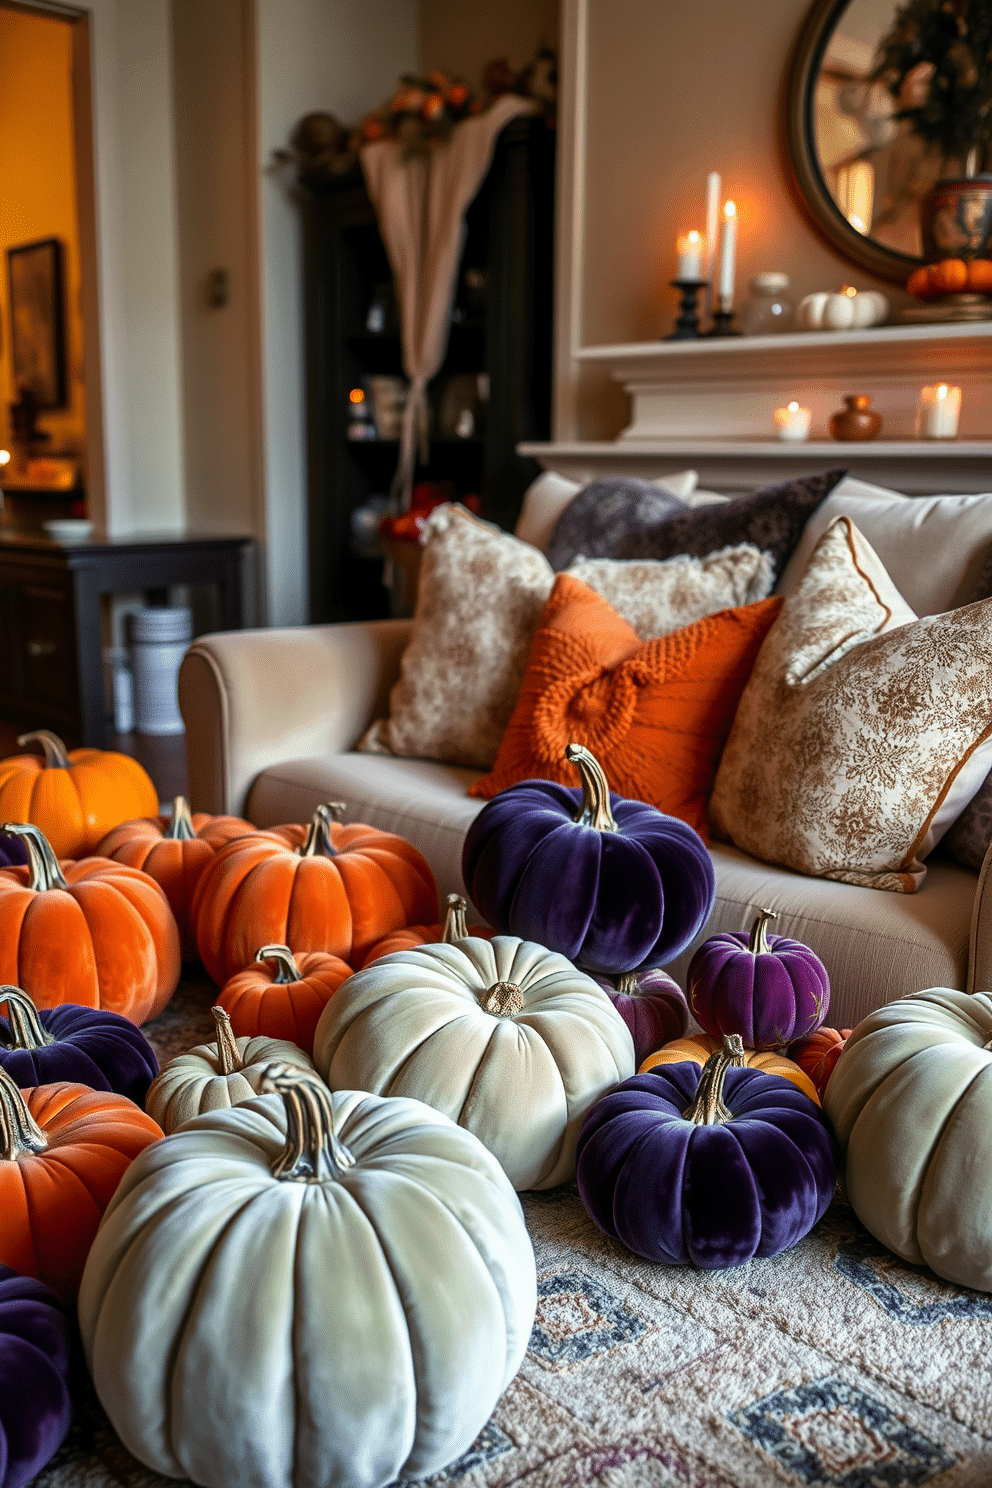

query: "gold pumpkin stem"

left=748, top=909, right=777, bottom=956
left=256, top=945, right=302, bottom=984
left=683, top=1034, right=746, bottom=1126
left=616, top=972, right=639, bottom=995
left=481, top=981, right=524, bottom=1017
left=566, top=743, right=619, bottom=834
left=211, top=1006, right=245, bottom=1075
left=165, top=797, right=196, bottom=841
left=0, top=1065, right=48, bottom=1159
left=262, top=1061, right=355, bottom=1183
left=0, top=987, right=54, bottom=1050
left=1, top=824, right=68, bottom=891
left=17, top=730, right=71, bottom=770
left=298, top=802, right=346, bottom=859
left=442, top=894, right=470, bottom=942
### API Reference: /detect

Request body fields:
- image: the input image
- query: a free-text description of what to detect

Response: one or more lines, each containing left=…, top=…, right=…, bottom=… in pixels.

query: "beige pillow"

left=567, top=544, right=774, bottom=639
left=710, top=516, right=992, bottom=892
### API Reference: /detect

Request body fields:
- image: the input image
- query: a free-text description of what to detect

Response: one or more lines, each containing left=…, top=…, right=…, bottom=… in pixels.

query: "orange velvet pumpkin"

left=786, top=1025, right=852, bottom=1099
left=191, top=803, right=439, bottom=983
left=906, top=257, right=992, bottom=301
left=0, top=823, right=181, bottom=1023
left=95, top=797, right=255, bottom=958
left=0, top=730, right=159, bottom=859
left=639, top=1033, right=820, bottom=1105
left=217, top=944, right=352, bottom=1055
left=358, top=893, right=493, bottom=968
left=0, top=1066, right=162, bottom=1299
left=967, top=258, right=992, bottom=293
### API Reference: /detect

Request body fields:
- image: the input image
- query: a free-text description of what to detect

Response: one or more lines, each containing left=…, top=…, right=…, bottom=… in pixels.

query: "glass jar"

left=740, top=272, right=792, bottom=335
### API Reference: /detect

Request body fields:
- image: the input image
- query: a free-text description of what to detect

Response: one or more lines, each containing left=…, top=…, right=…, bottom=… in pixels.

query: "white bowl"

left=42, top=519, right=94, bottom=544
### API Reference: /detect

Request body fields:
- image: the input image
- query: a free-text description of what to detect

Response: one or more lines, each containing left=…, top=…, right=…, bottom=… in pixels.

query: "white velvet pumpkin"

left=79, top=1063, right=536, bottom=1488
left=313, top=935, right=636, bottom=1190
left=144, top=1006, right=314, bottom=1133
left=825, top=987, right=992, bottom=1290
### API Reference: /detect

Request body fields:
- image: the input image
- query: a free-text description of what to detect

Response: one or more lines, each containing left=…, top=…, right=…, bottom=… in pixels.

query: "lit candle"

left=918, top=384, right=962, bottom=439
left=703, top=171, right=721, bottom=312
left=676, top=230, right=703, bottom=280
left=774, top=400, right=812, bottom=442
left=718, top=201, right=737, bottom=311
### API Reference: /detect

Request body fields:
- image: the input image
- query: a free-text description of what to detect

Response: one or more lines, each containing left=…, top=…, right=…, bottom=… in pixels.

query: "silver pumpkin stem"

left=262, top=1061, right=355, bottom=1183
left=164, top=797, right=196, bottom=840
left=0, top=987, right=54, bottom=1050
left=210, top=1007, right=245, bottom=1075
left=298, top=802, right=346, bottom=859
left=1, top=824, right=68, bottom=891
left=442, top=895, right=469, bottom=942
left=683, top=1034, right=746, bottom=1126
left=256, top=945, right=303, bottom=983
left=0, top=1065, right=48, bottom=1159
left=567, top=743, right=619, bottom=833
left=748, top=909, right=777, bottom=956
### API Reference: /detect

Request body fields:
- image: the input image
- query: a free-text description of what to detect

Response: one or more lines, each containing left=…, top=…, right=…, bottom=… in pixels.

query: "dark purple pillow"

left=550, top=469, right=846, bottom=581
left=545, top=477, right=688, bottom=570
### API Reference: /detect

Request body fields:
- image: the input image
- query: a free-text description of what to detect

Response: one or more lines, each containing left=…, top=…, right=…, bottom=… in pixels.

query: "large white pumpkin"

left=79, top=1063, right=536, bottom=1488
left=824, top=987, right=992, bottom=1290
left=313, top=936, right=636, bottom=1190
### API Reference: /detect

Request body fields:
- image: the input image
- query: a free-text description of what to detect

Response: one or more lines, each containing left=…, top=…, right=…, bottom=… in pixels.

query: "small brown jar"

left=829, top=394, right=882, bottom=441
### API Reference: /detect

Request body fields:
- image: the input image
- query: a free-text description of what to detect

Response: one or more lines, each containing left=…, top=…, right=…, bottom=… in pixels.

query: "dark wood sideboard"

left=0, top=530, right=256, bottom=748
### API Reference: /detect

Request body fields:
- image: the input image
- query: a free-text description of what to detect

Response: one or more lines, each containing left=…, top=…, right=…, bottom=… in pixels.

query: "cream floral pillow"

left=568, top=545, right=773, bottom=639
left=710, top=516, right=992, bottom=891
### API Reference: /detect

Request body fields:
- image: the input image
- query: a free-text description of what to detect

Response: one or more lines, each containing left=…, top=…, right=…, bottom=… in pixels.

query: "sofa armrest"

left=179, top=619, right=412, bottom=817
left=967, top=834, right=992, bottom=995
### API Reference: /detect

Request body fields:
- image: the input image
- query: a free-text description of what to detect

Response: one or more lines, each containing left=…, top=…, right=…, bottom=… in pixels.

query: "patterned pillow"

left=566, top=545, right=774, bottom=638
left=548, top=469, right=845, bottom=579
left=709, top=517, right=992, bottom=892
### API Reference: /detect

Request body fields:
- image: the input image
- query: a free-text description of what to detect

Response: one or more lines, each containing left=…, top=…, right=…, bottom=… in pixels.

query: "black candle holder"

left=705, top=307, right=741, bottom=337
left=666, top=279, right=707, bottom=340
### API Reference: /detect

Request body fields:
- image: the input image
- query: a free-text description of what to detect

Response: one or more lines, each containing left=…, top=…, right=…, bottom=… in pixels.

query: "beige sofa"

left=179, top=477, right=992, bottom=1031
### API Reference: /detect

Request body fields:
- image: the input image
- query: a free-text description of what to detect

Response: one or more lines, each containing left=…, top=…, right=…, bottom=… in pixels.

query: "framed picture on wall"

left=7, top=237, right=67, bottom=408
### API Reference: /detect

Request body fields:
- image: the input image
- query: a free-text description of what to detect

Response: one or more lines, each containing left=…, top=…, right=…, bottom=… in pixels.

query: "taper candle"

left=718, top=201, right=737, bottom=311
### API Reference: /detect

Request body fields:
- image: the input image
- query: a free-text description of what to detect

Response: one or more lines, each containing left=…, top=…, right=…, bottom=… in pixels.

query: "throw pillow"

left=547, top=468, right=845, bottom=577
left=514, top=468, right=700, bottom=552
left=545, top=477, right=690, bottom=569
left=709, top=516, right=992, bottom=892
left=469, top=573, right=783, bottom=837
left=568, top=545, right=774, bottom=639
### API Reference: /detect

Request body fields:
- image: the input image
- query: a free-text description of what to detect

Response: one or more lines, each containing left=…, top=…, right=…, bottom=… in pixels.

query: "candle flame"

left=349, top=388, right=365, bottom=404
left=0, top=450, right=9, bottom=467
left=724, top=201, right=737, bottom=219
left=937, top=384, right=948, bottom=399
left=841, top=284, right=858, bottom=296
left=687, top=230, right=701, bottom=245
left=788, top=401, right=799, bottom=413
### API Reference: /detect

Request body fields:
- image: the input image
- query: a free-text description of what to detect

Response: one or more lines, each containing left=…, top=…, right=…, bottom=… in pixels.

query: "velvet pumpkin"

left=640, top=1033, right=821, bottom=1104
left=314, top=934, right=635, bottom=1190
left=787, top=1025, right=851, bottom=1100
left=358, top=893, right=493, bottom=968
left=0, top=730, right=158, bottom=859
left=461, top=743, right=715, bottom=975
left=95, top=796, right=255, bottom=958
left=687, top=909, right=830, bottom=1050
left=0, top=823, right=180, bottom=1024
left=577, top=1034, right=837, bottom=1268
left=217, top=944, right=352, bottom=1056
left=0, top=1068, right=162, bottom=1300
left=0, top=832, right=26, bottom=869
left=79, top=1062, right=537, bottom=1488
left=588, top=968, right=689, bottom=1068
left=0, top=1264, right=74, bottom=1488
left=824, top=988, right=992, bottom=1291
left=191, top=803, right=439, bottom=982
left=0, top=985, right=158, bottom=1106
left=144, top=1006, right=314, bottom=1133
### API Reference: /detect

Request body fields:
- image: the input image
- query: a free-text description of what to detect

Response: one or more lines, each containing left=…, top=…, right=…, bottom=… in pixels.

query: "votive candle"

left=774, top=400, right=812, bottom=441
left=918, top=384, right=961, bottom=439
left=676, top=230, right=703, bottom=279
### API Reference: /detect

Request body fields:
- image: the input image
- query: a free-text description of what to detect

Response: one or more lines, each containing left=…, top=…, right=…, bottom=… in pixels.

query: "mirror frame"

left=786, top=0, right=923, bottom=283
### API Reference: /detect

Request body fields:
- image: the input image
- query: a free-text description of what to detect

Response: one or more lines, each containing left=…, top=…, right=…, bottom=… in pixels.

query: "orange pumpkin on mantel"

left=0, top=822, right=181, bottom=1023
left=0, top=730, right=159, bottom=858
left=217, top=944, right=352, bottom=1055
left=191, top=803, right=439, bottom=983
left=95, top=797, right=255, bottom=958
left=639, top=1033, right=821, bottom=1105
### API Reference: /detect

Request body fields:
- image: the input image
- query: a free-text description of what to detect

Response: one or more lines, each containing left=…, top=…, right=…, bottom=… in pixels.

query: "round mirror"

left=788, top=0, right=981, bottom=281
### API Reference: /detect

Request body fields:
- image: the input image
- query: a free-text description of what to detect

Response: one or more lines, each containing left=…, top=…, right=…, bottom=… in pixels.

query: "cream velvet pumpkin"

left=313, top=936, right=636, bottom=1190
left=79, top=1063, right=536, bottom=1488
left=144, top=1006, right=314, bottom=1133
left=824, top=987, right=992, bottom=1290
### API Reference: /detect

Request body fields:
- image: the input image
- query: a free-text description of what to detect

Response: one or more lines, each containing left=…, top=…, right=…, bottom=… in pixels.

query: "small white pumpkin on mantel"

left=796, top=287, right=888, bottom=331
left=313, top=935, right=636, bottom=1191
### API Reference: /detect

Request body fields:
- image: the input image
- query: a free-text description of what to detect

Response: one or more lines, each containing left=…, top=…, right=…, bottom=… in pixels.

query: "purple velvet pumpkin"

left=0, top=833, right=26, bottom=870
left=0, top=1264, right=74, bottom=1488
left=462, top=743, right=715, bottom=976
left=589, top=968, right=689, bottom=1068
left=0, top=986, right=159, bottom=1107
left=687, top=909, right=830, bottom=1050
left=576, top=1034, right=836, bottom=1268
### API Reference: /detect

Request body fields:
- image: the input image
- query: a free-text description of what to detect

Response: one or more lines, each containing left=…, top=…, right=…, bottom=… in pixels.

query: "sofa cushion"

left=470, top=573, right=783, bottom=836
left=710, top=516, right=992, bottom=892
left=514, top=468, right=699, bottom=552
left=545, top=476, right=691, bottom=568
left=566, top=544, right=774, bottom=638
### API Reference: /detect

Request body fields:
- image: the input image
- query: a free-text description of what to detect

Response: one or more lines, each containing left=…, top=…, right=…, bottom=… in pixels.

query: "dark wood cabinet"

left=298, top=115, right=555, bottom=624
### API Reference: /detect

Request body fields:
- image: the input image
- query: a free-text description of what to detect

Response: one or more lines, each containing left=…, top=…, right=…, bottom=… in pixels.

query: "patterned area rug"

left=35, top=978, right=992, bottom=1488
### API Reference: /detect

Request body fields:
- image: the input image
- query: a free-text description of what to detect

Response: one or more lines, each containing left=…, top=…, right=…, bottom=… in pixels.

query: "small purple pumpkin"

left=0, top=832, right=26, bottom=869
left=462, top=743, right=715, bottom=976
left=576, top=1034, right=836, bottom=1268
left=589, top=968, right=689, bottom=1068
left=687, top=909, right=830, bottom=1050
left=0, top=1263, right=74, bottom=1488
left=0, top=985, right=159, bottom=1107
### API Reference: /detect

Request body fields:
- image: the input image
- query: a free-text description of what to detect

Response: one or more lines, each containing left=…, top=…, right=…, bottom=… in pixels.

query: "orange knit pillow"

left=470, top=574, right=783, bottom=837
